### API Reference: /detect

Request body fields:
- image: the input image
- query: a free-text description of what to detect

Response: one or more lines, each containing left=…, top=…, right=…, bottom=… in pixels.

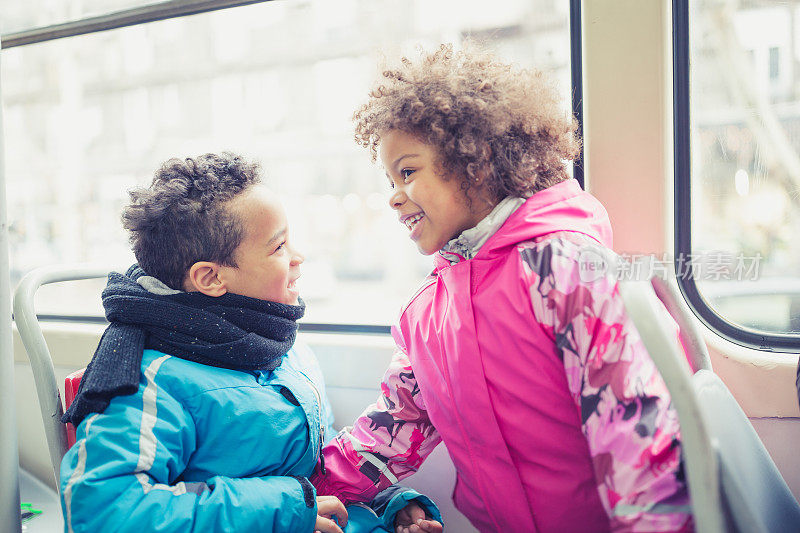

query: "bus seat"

left=619, top=269, right=800, bottom=533
left=650, top=274, right=713, bottom=373
left=13, top=265, right=112, bottom=487
left=64, top=369, right=85, bottom=448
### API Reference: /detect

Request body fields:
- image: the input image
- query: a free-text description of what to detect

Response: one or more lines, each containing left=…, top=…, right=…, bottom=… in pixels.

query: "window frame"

left=672, top=0, right=800, bottom=352
left=34, top=314, right=392, bottom=334
left=570, top=0, right=584, bottom=189
left=2, top=0, right=584, bottom=333
left=1, top=0, right=271, bottom=48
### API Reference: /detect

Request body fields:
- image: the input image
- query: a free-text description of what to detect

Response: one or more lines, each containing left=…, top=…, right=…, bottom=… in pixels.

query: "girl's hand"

left=394, top=501, right=443, bottom=533
left=315, top=495, right=348, bottom=533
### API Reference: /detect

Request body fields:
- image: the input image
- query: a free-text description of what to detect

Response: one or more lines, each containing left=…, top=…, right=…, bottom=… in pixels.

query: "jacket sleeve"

left=368, top=485, right=442, bottom=530
left=310, top=348, right=442, bottom=504
left=60, top=381, right=317, bottom=533
left=321, top=388, right=337, bottom=445
left=521, top=237, right=694, bottom=532
left=292, top=340, right=337, bottom=444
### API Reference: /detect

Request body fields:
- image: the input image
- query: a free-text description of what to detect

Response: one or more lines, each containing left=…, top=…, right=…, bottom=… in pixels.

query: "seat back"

left=693, top=369, right=800, bottom=533
left=64, top=369, right=85, bottom=448
left=650, top=275, right=713, bottom=372
left=13, top=266, right=111, bottom=486
left=619, top=273, right=800, bottom=533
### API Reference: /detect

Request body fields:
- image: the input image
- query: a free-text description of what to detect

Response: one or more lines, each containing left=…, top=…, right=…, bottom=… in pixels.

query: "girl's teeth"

left=405, top=214, right=423, bottom=230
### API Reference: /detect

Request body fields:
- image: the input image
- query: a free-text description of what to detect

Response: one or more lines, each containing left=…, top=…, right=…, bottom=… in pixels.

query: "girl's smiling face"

left=380, top=129, right=495, bottom=255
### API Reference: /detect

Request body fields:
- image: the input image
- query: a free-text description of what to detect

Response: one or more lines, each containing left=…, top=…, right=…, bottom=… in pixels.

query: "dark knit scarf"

left=63, top=265, right=305, bottom=426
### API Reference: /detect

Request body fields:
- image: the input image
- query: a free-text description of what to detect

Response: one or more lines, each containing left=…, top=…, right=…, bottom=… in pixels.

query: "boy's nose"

left=291, top=249, right=304, bottom=265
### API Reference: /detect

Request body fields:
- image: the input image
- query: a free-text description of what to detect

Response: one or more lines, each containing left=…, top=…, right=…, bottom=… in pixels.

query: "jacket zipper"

left=301, top=373, right=327, bottom=476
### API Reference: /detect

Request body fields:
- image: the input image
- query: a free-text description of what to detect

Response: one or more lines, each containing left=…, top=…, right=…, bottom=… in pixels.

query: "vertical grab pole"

left=0, top=50, right=22, bottom=533
left=570, top=0, right=584, bottom=190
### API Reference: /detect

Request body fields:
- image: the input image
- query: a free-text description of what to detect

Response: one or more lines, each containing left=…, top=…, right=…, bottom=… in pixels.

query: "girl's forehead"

left=381, top=129, right=424, bottom=147
left=379, top=130, right=434, bottom=163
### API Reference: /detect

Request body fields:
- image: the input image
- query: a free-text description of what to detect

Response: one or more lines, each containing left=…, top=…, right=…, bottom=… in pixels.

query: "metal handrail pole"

left=13, top=266, right=113, bottom=485
left=0, top=50, right=22, bottom=533
left=1, top=0, right=272, bottom=49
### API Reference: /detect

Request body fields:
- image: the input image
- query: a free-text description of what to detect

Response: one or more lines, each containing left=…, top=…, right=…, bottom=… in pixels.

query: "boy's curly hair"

left=122, top=152, right=261, bottom=290
left=354, top=44, right=580, bottom=201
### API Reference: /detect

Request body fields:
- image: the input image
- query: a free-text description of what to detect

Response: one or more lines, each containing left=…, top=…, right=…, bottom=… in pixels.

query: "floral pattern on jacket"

left=313, top=237, right=693, bottom=532
left=313, top=345, right=441, bottom=502
left=520, top=233, right=693, bottom=532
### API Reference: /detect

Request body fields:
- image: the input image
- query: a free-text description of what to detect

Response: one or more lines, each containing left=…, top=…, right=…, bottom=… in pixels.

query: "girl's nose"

left=389, top=188, right=406, bottom=210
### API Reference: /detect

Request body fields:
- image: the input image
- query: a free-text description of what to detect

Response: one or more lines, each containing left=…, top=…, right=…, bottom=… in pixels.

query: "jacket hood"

left=477, top=178, right=613, bottom=258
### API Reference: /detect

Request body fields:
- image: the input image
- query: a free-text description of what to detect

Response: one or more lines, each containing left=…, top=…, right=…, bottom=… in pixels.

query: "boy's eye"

left=274, top=241, right=286, bottom=253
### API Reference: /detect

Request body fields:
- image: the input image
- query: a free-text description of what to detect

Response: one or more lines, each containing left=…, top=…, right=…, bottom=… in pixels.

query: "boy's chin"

left=227, top=290, right=300, bottom=306
left=265, top=296, right=300, bottom=306
left=285, top=292, right=301, bottom=306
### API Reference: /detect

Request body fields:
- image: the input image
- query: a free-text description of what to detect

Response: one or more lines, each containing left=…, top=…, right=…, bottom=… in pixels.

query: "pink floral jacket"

left=312, top=179, right=694, bottom=532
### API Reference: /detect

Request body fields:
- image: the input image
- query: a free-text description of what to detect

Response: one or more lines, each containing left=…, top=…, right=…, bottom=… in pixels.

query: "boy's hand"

left=394, top=501, right=443, bottom=533
left=315, top=495, right=348, bottom=533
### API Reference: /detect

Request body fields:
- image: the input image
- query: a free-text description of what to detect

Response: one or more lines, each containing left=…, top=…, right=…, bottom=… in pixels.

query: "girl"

left=312, top=45, right=693, bottom=533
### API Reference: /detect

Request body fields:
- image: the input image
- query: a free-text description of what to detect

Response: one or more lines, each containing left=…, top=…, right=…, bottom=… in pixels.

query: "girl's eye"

left=401, top=169, right=415, bottom=181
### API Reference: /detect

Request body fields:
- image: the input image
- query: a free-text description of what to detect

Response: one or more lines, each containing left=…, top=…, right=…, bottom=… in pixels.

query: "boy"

left=60, top=152, right=440, bottom=532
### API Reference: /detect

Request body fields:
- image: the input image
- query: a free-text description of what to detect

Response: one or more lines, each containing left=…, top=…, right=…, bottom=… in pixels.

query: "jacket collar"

left=435, top=179, right=613, bottom=269
left=439, top=196, right=526, bottom=264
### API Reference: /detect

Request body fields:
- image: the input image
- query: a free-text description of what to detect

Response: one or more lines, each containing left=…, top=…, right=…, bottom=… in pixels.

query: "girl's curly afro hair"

left=354, top=43, right=580, bottom=202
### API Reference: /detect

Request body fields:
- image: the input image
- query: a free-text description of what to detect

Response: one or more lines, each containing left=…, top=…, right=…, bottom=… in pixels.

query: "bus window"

left=677, top=0, right=800, bottom=348
left=1, top=0, right=573, bottom=327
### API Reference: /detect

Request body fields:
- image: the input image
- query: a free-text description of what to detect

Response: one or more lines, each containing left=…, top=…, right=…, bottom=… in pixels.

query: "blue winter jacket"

left=60, top=342, right=439, bottom=532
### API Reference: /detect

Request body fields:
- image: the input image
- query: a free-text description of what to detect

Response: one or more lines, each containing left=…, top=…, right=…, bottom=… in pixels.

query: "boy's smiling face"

left=217, top=185, right=303, bottom=304
left=380, top=129, right=494, bottom=255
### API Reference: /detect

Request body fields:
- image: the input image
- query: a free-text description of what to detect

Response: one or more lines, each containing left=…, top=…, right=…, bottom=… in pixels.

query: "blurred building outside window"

left=690, top=0, right=800, bottom=334
left=1, top=0, right=572, bottom=325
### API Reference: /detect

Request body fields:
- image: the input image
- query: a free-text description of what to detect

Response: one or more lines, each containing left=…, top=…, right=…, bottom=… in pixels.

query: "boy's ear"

left=185, top=261, right=227, bottom=297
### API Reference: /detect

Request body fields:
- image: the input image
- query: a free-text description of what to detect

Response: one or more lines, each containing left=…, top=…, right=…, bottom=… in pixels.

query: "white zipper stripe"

left=135, top=472, right=188, bottom=495
left=297, top=369, right=325, bottom=451
left=135, top=354, right=171, bottom=472
left=64, top=414, right=99, bottom=533
left=132, top=354, right=190, bottom=495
